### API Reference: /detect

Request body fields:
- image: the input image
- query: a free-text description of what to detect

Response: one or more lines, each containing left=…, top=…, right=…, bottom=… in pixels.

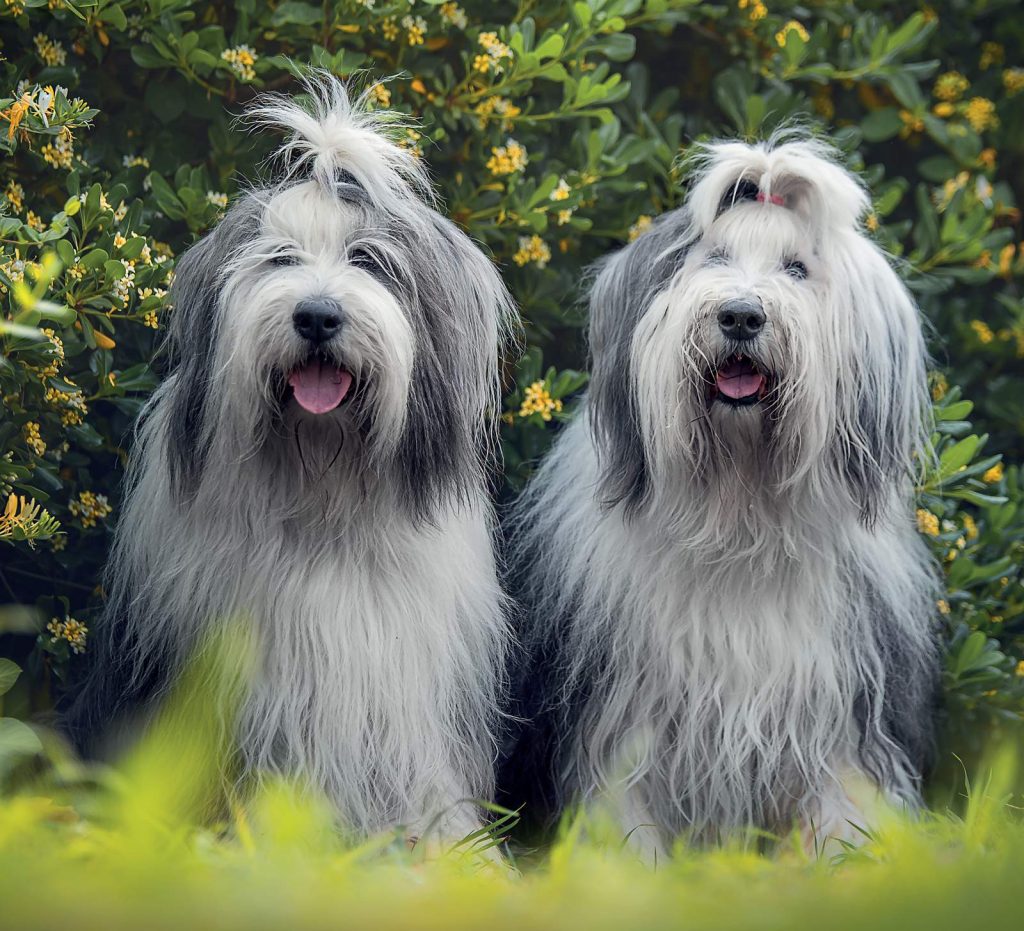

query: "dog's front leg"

left=798, top=765, right=909, bottom=858
left=400, top=775, right=500, bottom=863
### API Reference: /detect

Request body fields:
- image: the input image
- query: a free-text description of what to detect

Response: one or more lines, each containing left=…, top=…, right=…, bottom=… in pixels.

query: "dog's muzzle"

left=287, top=299, right=354, bottom=415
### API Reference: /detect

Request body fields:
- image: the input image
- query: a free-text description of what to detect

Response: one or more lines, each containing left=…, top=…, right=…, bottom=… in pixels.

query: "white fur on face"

left=509, top=138, right=939, bottom=858
left=213, top=181, right=414, bottom=460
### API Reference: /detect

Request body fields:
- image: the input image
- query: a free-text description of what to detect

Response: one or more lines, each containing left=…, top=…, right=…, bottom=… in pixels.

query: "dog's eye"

left=270, top=253, right=299, bottom=267
left=784, top=259, right=807, bottom=280
left=348, top=247, right=384, bottom=276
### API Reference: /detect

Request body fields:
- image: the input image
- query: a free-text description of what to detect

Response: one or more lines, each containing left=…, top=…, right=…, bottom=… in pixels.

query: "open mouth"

left=286, top=356, right=354, bottom=415
left=709, top=353, right=770, bottom=407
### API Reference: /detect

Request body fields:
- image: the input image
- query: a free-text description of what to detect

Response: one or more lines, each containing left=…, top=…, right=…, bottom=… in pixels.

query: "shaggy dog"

left=504, top=138, right=939, bottom=858
left=68, top=78, right=516, bottom=845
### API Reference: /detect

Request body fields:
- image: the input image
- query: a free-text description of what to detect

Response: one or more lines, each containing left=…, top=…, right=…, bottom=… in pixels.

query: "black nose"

left=293, top=299, right=344, bottom=345
left=717, top=300, right=766, bottom=341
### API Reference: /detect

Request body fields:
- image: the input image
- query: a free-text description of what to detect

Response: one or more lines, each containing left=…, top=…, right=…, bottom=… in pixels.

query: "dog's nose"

left=717, top=300, right=765, bottom=341
left=293, top=299, right=344, bottom=345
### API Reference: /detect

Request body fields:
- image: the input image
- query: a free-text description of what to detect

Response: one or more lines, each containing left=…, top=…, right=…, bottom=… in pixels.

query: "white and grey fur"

left=68, top=77, right=517, bottom=841
left=504, top=138, right=940, bottom=857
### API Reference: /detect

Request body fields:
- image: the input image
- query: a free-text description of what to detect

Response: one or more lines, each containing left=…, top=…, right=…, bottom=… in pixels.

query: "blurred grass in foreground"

left=1, top=629, right=1022, bottom=931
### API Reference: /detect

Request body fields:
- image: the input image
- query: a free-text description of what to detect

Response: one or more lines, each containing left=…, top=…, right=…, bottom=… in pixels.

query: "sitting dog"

left=504, top=138, right=939, bottom=858
left=68, top=77, right=515, bottom=846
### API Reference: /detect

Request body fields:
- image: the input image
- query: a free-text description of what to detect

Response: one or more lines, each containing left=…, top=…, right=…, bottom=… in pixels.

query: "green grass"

left=2, top=635, right=1022, bottom=931
left=3, top=738, right=1024, bottom=931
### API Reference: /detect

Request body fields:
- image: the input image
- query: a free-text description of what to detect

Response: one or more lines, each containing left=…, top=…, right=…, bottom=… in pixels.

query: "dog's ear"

left=588, top=214, right=690, bottom=510
left=393, top=210, right=516, bottom=520
left=162, top=196, right=261, bottom=495
left=832, top=234, right=930, bottom=526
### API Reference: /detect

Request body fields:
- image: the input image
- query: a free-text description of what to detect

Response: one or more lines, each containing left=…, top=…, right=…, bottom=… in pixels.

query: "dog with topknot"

left=69, top=77, right=516, bottom=847
left=505, top=137, right=939, bottom=858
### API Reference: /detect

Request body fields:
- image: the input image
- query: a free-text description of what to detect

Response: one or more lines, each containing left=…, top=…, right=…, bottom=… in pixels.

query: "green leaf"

left=938, top=435, right=980, bottom=478
left=0, top=718, right=43, bottom=777
left=0, top=660, right=20, bottom=697
left=130, top=44, right=171, bottom=69
left=271, top=1, right=322, bottom=25
left=860, top=108, right=904, bottom=142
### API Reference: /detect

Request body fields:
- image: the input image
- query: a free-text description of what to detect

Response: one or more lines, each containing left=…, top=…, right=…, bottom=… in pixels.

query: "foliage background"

left=0, top=0, right=1022, bottom=794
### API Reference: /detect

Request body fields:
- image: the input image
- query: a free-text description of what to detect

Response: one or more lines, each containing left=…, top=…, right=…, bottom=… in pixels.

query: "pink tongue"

left=716, top=359, right=765, bottom=400
left=288, top=361, right=353, bottom=414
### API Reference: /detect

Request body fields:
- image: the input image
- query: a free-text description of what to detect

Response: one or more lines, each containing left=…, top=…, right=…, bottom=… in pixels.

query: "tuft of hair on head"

left=684, top=132, right=870, bottom=238
left=245, top=71, right=433, bottom=214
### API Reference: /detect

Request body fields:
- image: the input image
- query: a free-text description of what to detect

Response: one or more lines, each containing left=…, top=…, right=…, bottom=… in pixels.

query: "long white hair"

left=70, top=76, right=517, bottom=840
left=505, top=137, right=939, bottom=851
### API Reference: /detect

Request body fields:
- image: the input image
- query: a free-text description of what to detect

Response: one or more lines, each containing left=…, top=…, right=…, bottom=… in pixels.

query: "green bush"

left=0, top=0, right=1022, bottom=774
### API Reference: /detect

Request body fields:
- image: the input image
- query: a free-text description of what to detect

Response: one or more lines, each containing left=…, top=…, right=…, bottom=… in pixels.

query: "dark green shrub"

left=0, top=0, right=1021, bottom=767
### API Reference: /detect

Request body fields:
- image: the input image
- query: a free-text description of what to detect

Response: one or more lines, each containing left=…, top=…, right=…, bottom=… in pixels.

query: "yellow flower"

left=439, top=2, right=467, bottom=29
left=933, top=71, right=969, bottom=102
left=47, top=616, right=88, bottom=654
left=1, top=91, right=32, bottom=141
left=936, top=599, right=950, bottom=615
left=402, top=14, right=427, bottom=46
left=23, top=422, right=45, bottom=457
left=962, top=513, right=978, bottom=540
left=0, top=493, right=60, bottom=543
left=899, top=110, right=924, bottom=136
left=930, top=372, right=947, bottom=401
left=979, top=42, right=1003, bottom=70
left=1003, top=68, right=1024, bottom=96
left=69, top=490, right=112, bottom=528
left=34, top=34, right=67, bottom=67
left=775, top=20, right=809, bottom=47
left=381, top=18, right=399, bottom=41
left=971, top=320, right=994, bottom=344
left=916, top=509, right=939, bottom=536
left=475, top=31, right=513, bottom=73
left=983, top=462, right=1004, bottom=484
left=932, top=102, right=955, bottom=118
left=369, top=83, right=391, bottom=108
left=865, top=212, right=879, bottom=232
left=512, top=234, right=551, bottom=269
left=550, top=179, right=571, bottom=202
left=221, top=45, right=257, bottom=82
left=964, top=97, right=998, bottom=132
left=25, top=210, right=44, bottom=232
left=556, top=208, right=573, bottom=226
left=999, top=244, right=1015, bottom=278
left=4, top=180, right=24, bottom=213
left=628, top=215, right=653, bottom=241
left=486, top=138, right=528, bottom=176
left=206, top=190, right=228, bottom=209
left=518, top=380, right=563, bottom=421
left=41, top=126, right=74, bottom=169
left=979, top=148, right=996, bottom=169
left=1016, top=660, right=1024, bottom=678
left=143, top=310, right=159, bottom=329
left=738, top=0, right=767, bottom=21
